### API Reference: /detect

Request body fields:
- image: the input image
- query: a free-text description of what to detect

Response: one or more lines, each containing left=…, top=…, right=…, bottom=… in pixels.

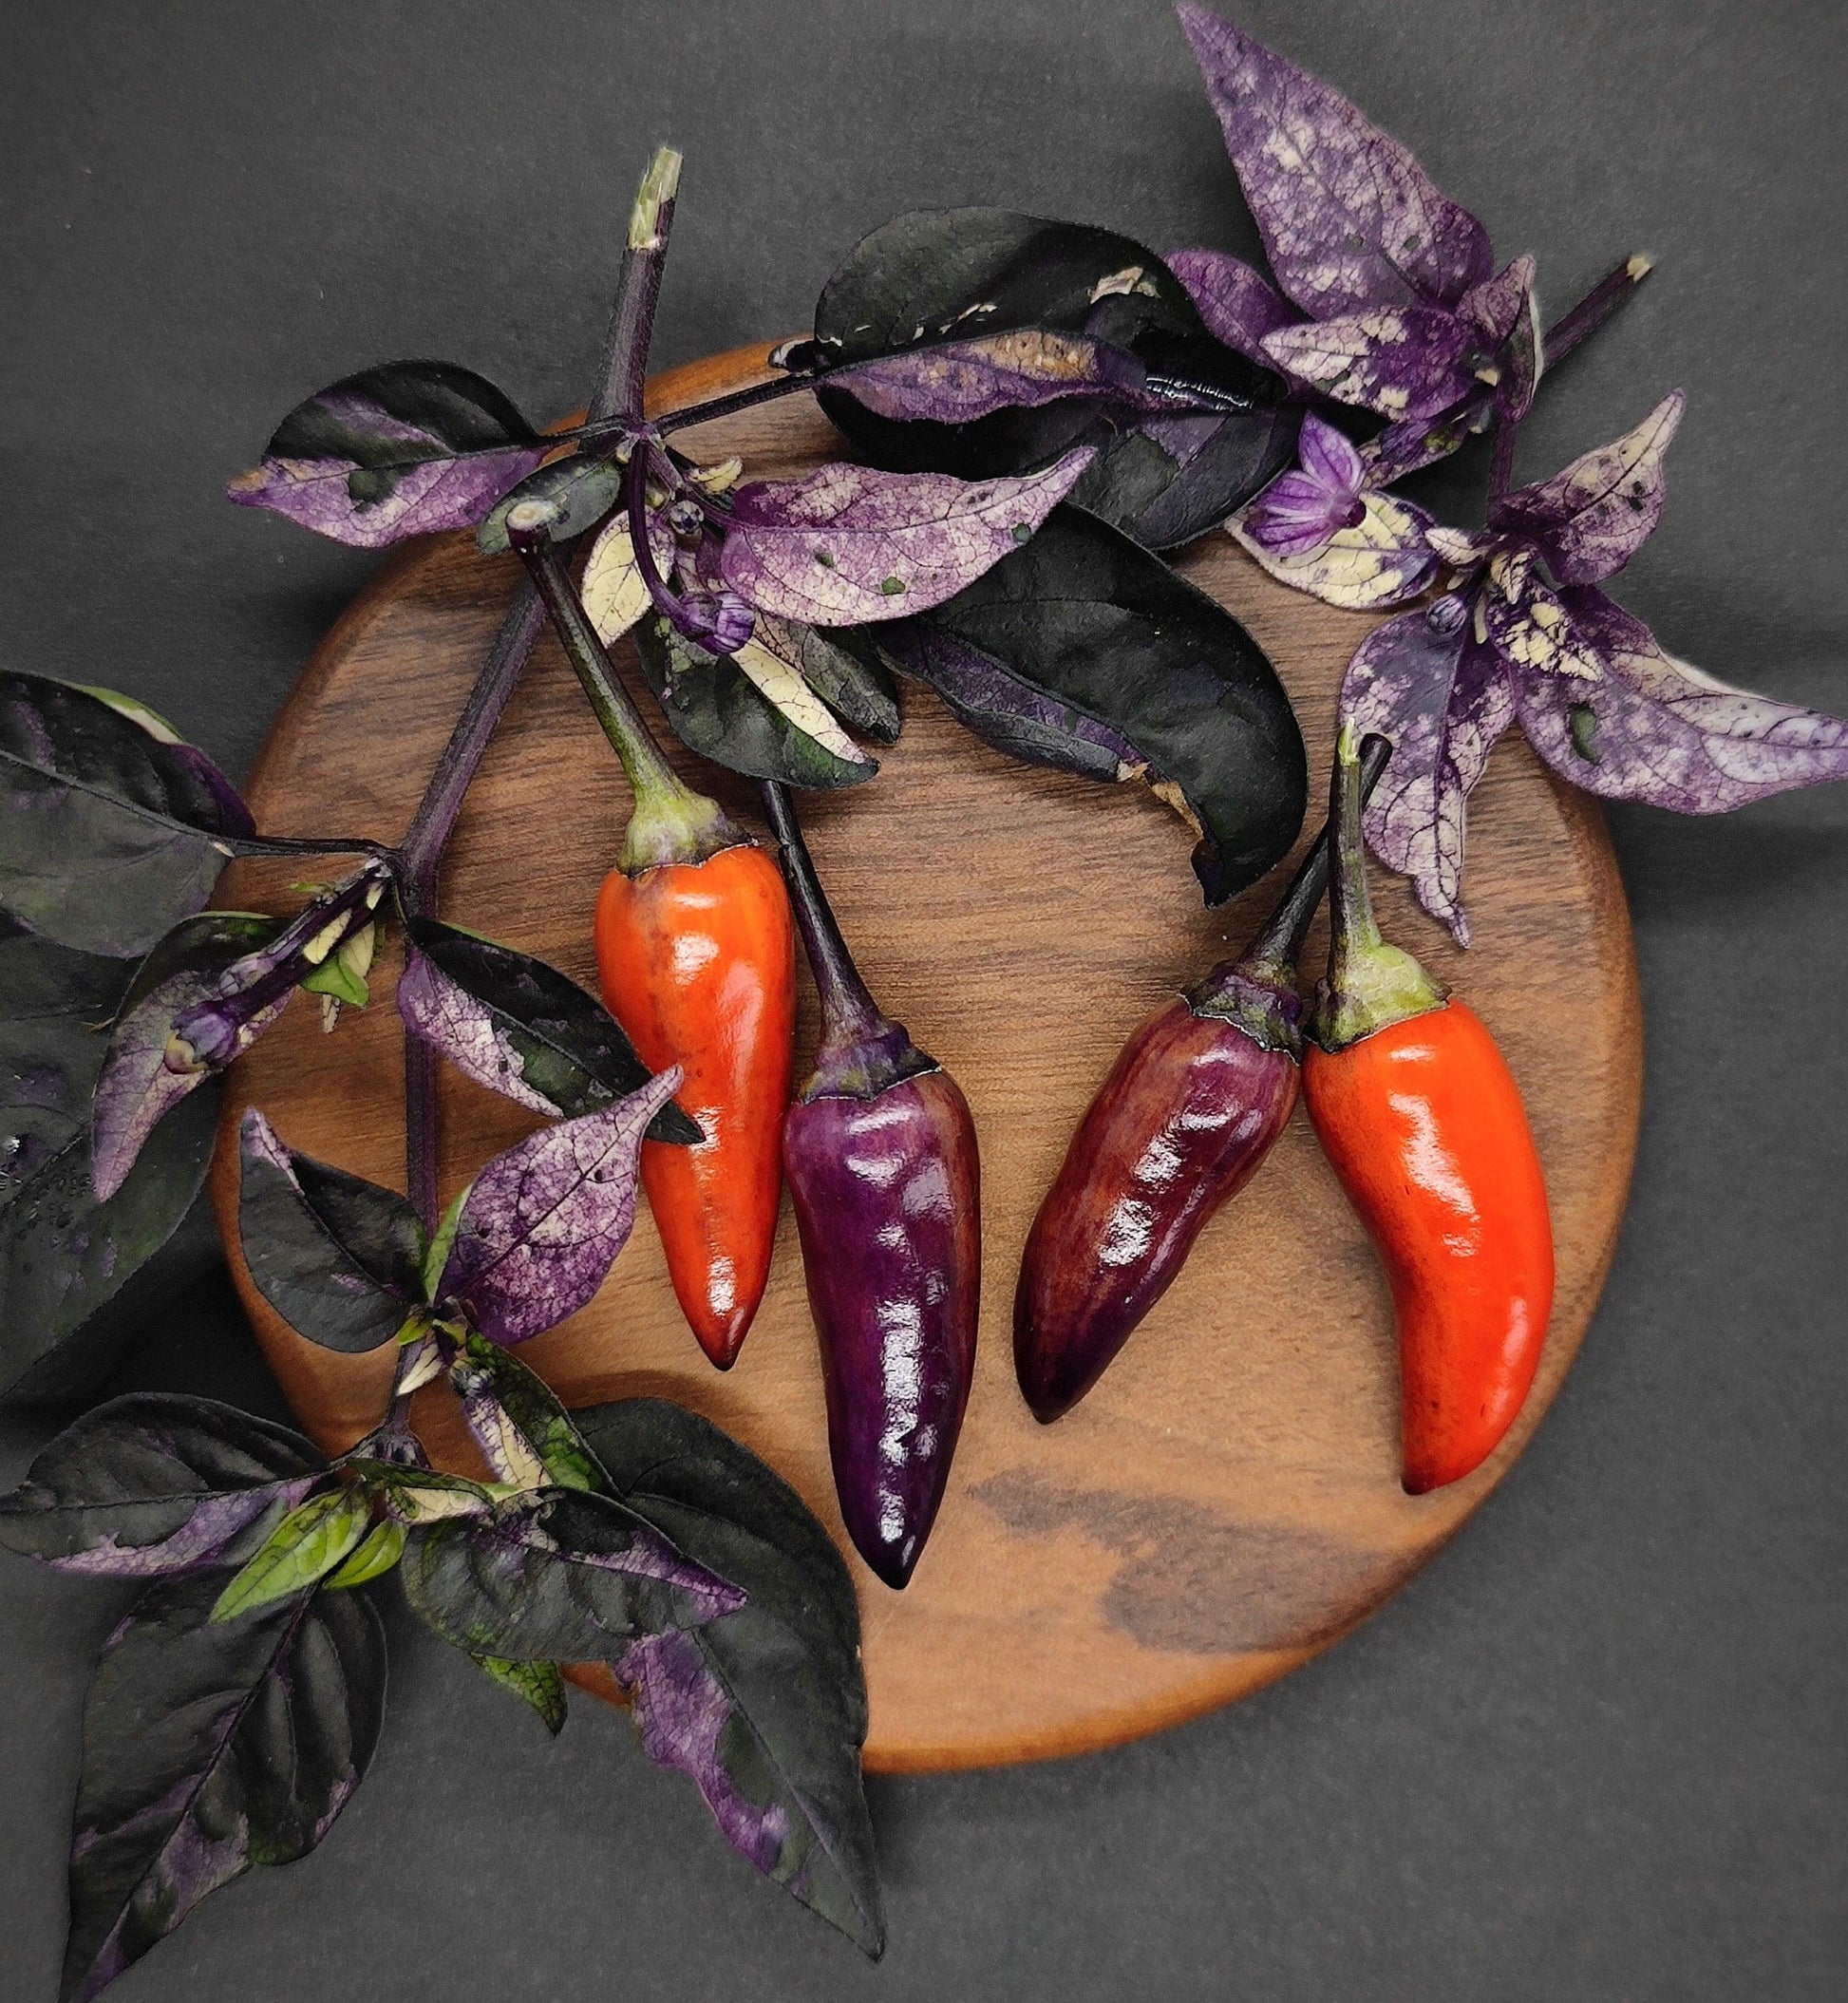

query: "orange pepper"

left=595, top=845, right=794, bottom=1367
left=1302, top=726, right=1555, bottom=1493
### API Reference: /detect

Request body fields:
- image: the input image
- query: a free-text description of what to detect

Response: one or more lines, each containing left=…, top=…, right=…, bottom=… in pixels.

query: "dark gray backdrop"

left=2, top=3, right=1842, bottom=1998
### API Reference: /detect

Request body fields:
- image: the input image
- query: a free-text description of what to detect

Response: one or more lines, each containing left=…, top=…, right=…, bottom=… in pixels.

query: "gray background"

left=2, top=2, right=1843, bottom=1997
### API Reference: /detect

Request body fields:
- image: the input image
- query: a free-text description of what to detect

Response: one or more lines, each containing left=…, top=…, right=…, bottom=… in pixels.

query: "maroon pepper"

left=1014, top=739, right=1389, bottom=1422
left=763, top=783, right=980, bottom=1589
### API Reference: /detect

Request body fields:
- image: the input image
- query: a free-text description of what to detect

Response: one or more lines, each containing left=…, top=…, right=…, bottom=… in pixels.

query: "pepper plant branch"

left=1488, top=404, right=1520, bottom=501
left=1542, top=253, right=1651, bottom=368
left=603, top=145, right=683, bottom=420
left=759, top=781, right=885, bottom=1043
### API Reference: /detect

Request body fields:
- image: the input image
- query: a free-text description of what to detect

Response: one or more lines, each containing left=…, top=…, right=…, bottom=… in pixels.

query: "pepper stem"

left=760, top=781, right=935, bottom=1101
left=512, top=523, right=744, bottom=874
left=1311, top=725, right=1446, bottom=1053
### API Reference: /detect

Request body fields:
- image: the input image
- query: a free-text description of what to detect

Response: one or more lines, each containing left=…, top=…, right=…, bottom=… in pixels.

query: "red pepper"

left=515, top=522, right=794, bottom=1367
left=1302, top=726, right=1555, bottom=1492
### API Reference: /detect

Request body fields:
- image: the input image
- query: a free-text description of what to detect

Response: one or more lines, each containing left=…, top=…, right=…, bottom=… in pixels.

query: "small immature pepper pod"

left=1013, top=742, right=1389, bottom=1424
left=763, top=782, right=980, bottom=1590
left=513, top=511, right=794, bottom=1369
left=1302, top=725, right=1555, bottom=1494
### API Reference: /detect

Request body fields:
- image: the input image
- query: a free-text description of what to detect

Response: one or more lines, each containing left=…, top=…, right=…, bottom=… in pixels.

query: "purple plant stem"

left=1542, top=254, right=1651, bottom=368
left=758, top=782, right=882, bottom=1048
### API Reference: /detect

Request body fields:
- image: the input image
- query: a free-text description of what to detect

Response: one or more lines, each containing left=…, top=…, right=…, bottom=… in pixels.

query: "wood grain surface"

left=210, top=344, right=1642, bottom=1774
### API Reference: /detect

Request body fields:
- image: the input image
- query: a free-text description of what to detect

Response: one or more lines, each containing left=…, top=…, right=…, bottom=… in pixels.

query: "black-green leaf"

left=62, top=1572, right=386, bottom=2003
left=237, top=1109, right=427, bottom=1352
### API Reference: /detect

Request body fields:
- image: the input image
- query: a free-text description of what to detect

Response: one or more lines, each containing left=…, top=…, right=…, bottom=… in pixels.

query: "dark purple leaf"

left=62, top=1572, right=385, bottom=2003
left=877, top=621, right=1141, bottom=783
left=398, top=1485, right=741, bottom=1662
left=227, top=359, right=546, bottom=548
left=1513, top=588, right=1848, bottom=812
left=575, top=1400, right=882, bottom=1956
left=1340, top=596, right=1517, bottom=941
left=1263, top=306, right=1479, bottom=422
left=236, top=1111, right=427, bottom=1354
left=91, top=874, right=385, bottom=1202
left=828, top=329, right=1164, bottom=423
left=1164, top=248, right=1300, bottom=364
left=717, top=451, right=1092, bottom=625
left=0, top=672, right=257, bottom=957
left=435, top=1068, right=682, bottom=1345
left=1489, top=391, right=1684, bottom=583
left=0, top=1393, right=325, bottom=1578
left=1177, top=5, right=1493, bottom=314
left=395, top=918, right=700, bottom=1142
left=1362, top=387, right=1496, bottom=484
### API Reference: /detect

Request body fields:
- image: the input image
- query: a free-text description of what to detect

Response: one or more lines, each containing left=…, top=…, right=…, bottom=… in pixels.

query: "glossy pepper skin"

left=1014, top=739, right=1389, bottom=1424
left=783, top=1066, right=980, bottom=1588
left=1303, top=725, right=1555, bottom=1493
left=594, top=844, right=795, bottom=1368
left=1303, top=1002, right=1554, bottom=1492
left=763, top=781, right=980, bottom=1589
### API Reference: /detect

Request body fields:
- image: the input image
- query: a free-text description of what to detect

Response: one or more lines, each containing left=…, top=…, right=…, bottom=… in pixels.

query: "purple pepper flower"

left=1239, top=414, right=1367, bottom=557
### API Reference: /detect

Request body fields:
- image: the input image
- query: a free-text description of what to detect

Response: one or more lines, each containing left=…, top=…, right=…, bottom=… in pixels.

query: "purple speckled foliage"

left=1489, top=390, right=1685, bottom=583
left=1177, top=5, right=1493, bottom=317
left=830, top=329, right=1165, bottom=424
left=436, top=1068, right=682, bottom=1344
left=1341, top=599, right=1517, bottom=942
left=1264, top=306, right=1480, bottom=423
left=1241, top=412, right=1366, bottom=557
left=1164, top=248, right=1300, bottom=365
left=615, top=1628, right=792, bottom=1875
left=1515, top=587, right=1848, bottom=811
left=1461, top=255, right=1537, bottom=349
left=1362, top=389, right=1496, bottom=485
left=717, top=449, right=1092, bottom=626
left=783, top=1068, right=980, bottom=1589
left=395, top=944, right=558, bottom=1117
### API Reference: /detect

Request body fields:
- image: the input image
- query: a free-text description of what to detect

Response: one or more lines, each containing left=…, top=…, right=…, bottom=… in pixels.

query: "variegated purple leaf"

left=1263, top=307, right=1479, bottom=423
left=581, top=506, right=680, bottom=645
left=1239, top=412, right=1366, bottom=557
left=1460, top=255, right=1537, bottom=348
left=63, top=1572, right=385, bottom=2003
left=827, top=329, right=1162, bottom=423
left=1177, top=5, right=1493, bottom=315
left=435, top=1067, right=682, bottom=1345
left=617, top=1628, right=791, bottom=1874
left=227, top=360, right=546, bottom=549
left=1230, top=484, right=1438, bottom=610
left=1362, top=387, right=1495, bottom=486
left=1479, top=546, right=1609, bottom=680
left=1489, top=391, right=1685, bottom=584
left=1497, top=277, right=1543, bottom=426
left=716, top=449, right=1093, bottom=625
left=0, top=1393, right=325, bottom=1578
left=398, top=1486, right=742, bottom=1663
left=1160, top=249, right=1300, bottom=365
left=90, top=870, right=387, bottom=1202
left=1512, top=588, right=1848, bottom=811
left=1341, top=596, right=1518, bottom=941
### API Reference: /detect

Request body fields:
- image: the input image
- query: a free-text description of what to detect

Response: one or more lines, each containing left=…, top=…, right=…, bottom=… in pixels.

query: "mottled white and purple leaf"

left=1263, top=306, right=1480, bottom=423
left=1177, top=5, right=1493, bottom=315
left=1513, top=588, right=1848, bottom=812
left=61, top=1571, right=384, bottom=2003
left=827, top=328, right=1164, bottom=423
left=434, top=1068, right=682, bottom=1345
left=1489, top=391, right=1684, bottom=584
left=717, top=451, right=1092, bottom=625
left=0, top=1393, right=325, bottom=1578
left=1340, top=598, right=1517, bottom=941
left=227, top=359, right=546, bottom=549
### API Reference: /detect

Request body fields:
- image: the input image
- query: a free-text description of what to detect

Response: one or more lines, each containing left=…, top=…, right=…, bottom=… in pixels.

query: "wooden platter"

left=211, top=344, right=1642, bottom=1774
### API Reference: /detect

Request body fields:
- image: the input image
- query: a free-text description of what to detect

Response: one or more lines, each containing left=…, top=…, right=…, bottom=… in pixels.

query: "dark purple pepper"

left=1013, top=739, right=1389, bottom=1423
left=762, top=783, right=981, bottom=1589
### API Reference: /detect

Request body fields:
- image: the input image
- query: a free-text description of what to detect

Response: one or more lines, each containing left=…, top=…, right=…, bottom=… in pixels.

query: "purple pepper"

left=1014, top=739, right=1389, bottom=1422
left=763, top=784, right=980, bottom=1590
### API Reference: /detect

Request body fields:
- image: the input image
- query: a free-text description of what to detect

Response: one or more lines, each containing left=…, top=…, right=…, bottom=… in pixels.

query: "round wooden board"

left=212, top=344, right=1641, bottom=1774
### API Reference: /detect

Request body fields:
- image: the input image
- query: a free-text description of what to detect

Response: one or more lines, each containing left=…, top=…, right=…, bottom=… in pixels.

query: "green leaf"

left=297, top=919, right=374, bottom=1006
left=324, top=1517, right=407, bottom=1588
left=477, top=453, right=623, bottom=556
left=422, top=1182, right=471, bottom=1302
left=471, top=1653, right=568, bottom=1734
left=451, top=1330, right=604, bottom=1492
left=211, top=1486, right=370, bottom=1621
